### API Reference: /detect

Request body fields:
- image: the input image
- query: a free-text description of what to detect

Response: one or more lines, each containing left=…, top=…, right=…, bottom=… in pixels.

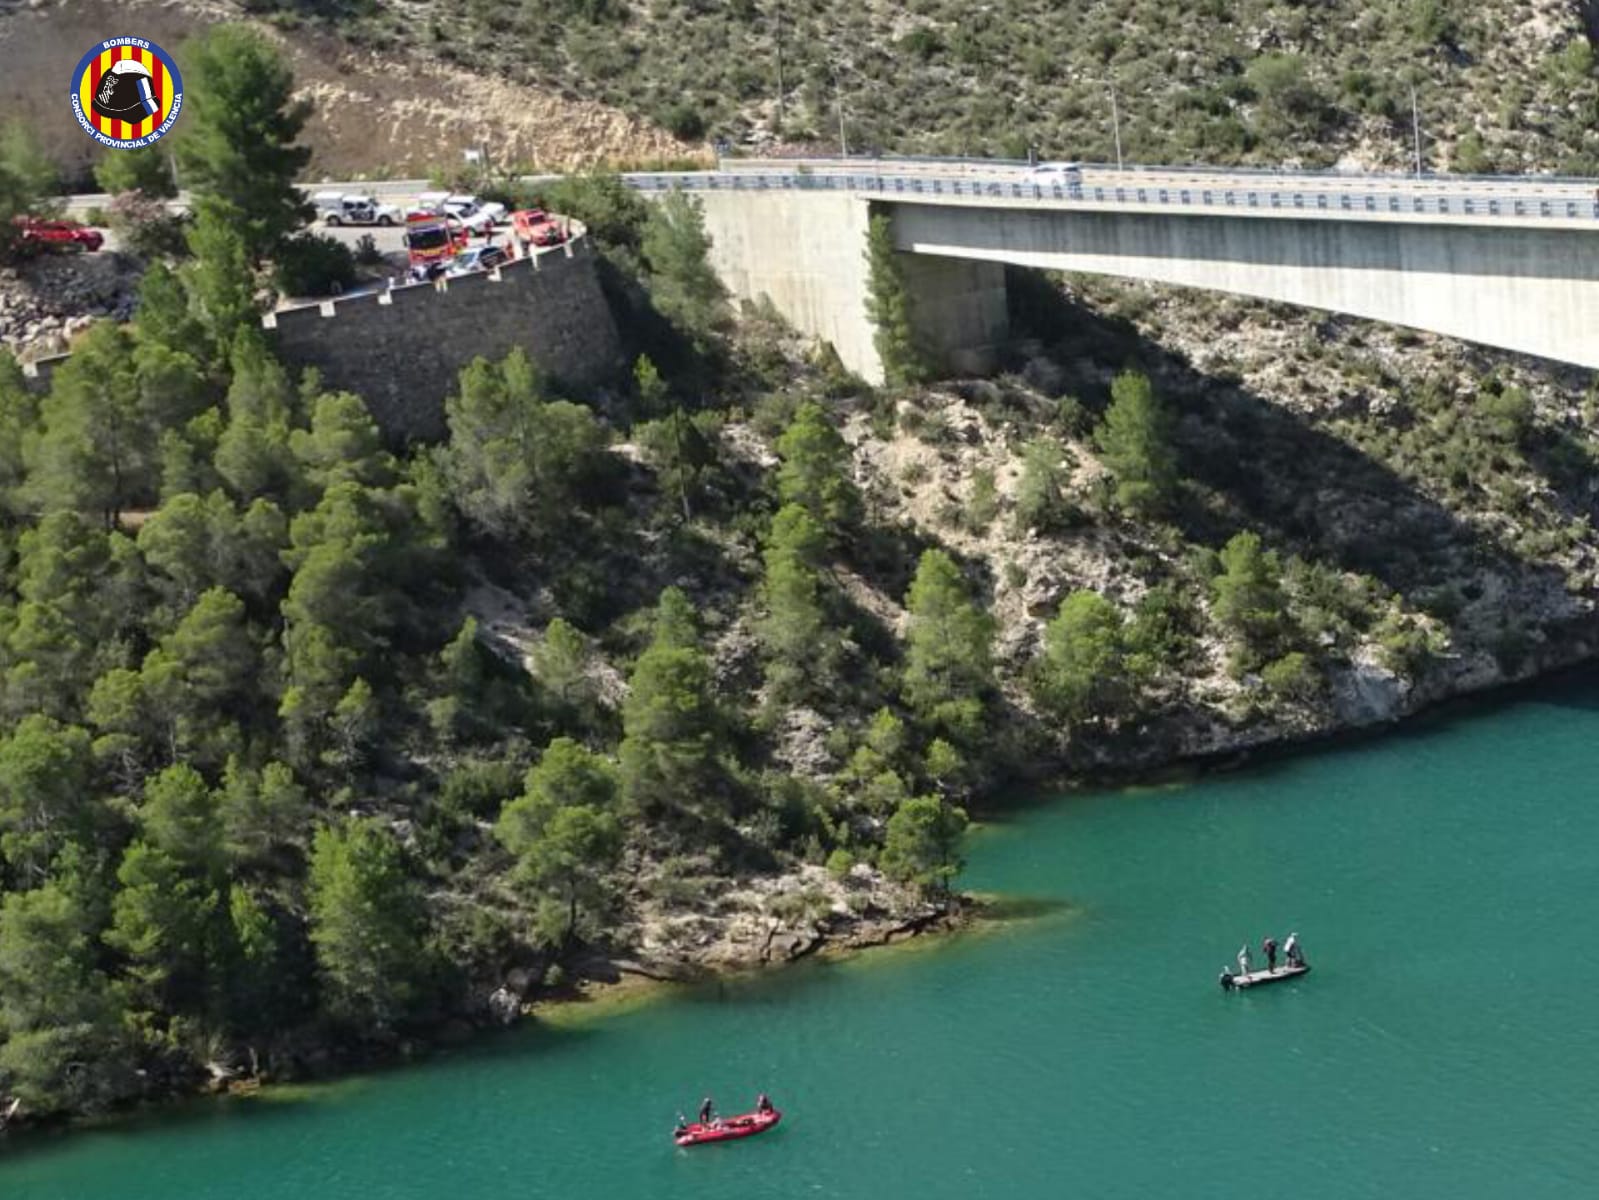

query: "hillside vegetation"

left=285, top=0, right=1599, bottom=173
left=6, top=1, right=1599, bottom=1133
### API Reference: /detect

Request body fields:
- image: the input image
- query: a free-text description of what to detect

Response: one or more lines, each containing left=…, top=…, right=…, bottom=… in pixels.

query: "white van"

left=315, top=192, right=402, bottom=226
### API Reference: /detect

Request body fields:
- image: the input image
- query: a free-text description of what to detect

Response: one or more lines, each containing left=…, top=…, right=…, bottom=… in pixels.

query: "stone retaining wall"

left=264, top=240, right=624, bottom=443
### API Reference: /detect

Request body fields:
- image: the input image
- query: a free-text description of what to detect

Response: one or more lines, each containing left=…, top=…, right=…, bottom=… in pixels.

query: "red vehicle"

left=14, top=217, right=103, bottom=253
left=673, top=1106, right=781, bottom=1147
left=402, top=209, right=469, bottom=279
left=510, top=208, right=568, bottom=252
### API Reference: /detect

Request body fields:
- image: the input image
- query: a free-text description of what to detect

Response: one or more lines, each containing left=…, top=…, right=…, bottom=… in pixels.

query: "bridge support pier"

left=693, top=190, right=1009, bottom=385
left=896, top=251, right=1009, bottom=377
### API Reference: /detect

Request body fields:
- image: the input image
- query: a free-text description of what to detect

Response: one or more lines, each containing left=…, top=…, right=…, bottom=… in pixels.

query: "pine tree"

left=902, top=549, right=994, bottom=741
left=775, top=401, right=860, bottom=535
left=863, top=212, right=928, bottom=387
left=758, top=503, right=831, bottom=697
left=308, top=818, right=432, bottom=1028
left=289, top=391, right=394, bottom=492
left=1094, top=370, right=1178, bottom=517
left=177, top=26, right=312, bottom=262
left=183, top=206, right=261, bottom=358
left=1212, top=530, right=1290, bottom=668
left=496, top=738, right=623, bottom=947
left=29, top=323, right=152, bottom=523
left=619, top=589, right=718, bottom=817
left=1034, top=590, right=1131, bottom=723
left=880, top=795, right=968, bottom=895
left=640, top=190, right=729, bottom=346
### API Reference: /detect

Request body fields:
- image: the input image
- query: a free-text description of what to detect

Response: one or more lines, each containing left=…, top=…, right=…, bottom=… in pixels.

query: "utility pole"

left=829, top=57, right=849, bottom=157
left=773, top=0, right=785, bottom=135
left=1410, top=84, right=1423, bottom=177
left=1110, top=85, right=1124, bottom=171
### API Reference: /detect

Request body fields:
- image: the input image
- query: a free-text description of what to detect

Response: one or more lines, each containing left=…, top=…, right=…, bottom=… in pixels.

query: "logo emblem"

left=70, top=37, right=182, bottom=149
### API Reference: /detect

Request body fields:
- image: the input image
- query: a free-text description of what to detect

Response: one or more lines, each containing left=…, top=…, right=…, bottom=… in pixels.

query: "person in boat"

left=1218, top=966, right=1235, bottom=992
left=1263, top=935, right=1278, bottom=972
left=1284, top=932, right=1303, bottom=967
left=675, top=1113, right=690, bottom=1137
left=1237, top=944, right=1251, bottom=977
left=699, top=1097, right=715, bottom=1126
left=756, top=1093, right=774, bottom=1115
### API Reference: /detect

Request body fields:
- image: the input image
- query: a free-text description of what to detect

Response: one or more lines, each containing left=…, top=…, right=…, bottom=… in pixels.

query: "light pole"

left=827, top=56, right=849, bottom=157
left=1109, top=85, right=1124, bottom=171
left=1410, top=84, right=1423, bottom=176
left=773, top=0, right=785, bottom=135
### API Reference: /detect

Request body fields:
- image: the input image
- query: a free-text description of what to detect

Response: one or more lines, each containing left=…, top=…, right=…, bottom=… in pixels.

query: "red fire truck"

left=403, top=210, right=469, bottom=279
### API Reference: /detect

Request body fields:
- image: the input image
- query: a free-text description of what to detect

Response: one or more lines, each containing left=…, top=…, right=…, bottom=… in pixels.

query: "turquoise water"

left=6, top=683, right=1599, bottom=1198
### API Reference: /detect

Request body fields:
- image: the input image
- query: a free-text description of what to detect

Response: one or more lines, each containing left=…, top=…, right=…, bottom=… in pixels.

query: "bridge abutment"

left=694, top=191, right=1009, bottom=384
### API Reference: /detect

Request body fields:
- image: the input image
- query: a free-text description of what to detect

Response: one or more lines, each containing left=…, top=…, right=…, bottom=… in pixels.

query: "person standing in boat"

left=756, top=1093, right=774, bottom=1115
left=699, top=1097, right=715, bottom=1125
left=1284, top=932, right=1303, bottom=967
left=1263, top=935, right=1278, bottom=972
left=1237, top=944, right=1251, bottom=978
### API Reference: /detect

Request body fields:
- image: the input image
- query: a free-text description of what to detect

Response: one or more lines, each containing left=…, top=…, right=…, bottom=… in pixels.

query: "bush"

left=274, top=232, right=357, bottom=297
left=1262, top=652, right=1320, bottom=702
left=106, top=190, right=188, bottom=258
left=660, top=102, right=707, bottom=141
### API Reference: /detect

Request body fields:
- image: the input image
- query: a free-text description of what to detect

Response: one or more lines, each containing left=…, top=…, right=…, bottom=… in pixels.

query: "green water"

left=7, top=683, right=1599, bottom=1199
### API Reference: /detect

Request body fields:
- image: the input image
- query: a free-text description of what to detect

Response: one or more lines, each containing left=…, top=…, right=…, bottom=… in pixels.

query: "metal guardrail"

left=717, top=152, right=1599, bottom=190
left=627, top=170, right=1599, bottom=223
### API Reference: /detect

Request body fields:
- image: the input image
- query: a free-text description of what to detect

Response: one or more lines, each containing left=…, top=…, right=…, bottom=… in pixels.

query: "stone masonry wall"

left=264, top=239, right=624, bottom=443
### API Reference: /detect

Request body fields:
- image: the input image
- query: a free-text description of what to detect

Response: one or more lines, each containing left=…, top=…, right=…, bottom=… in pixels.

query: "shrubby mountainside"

left=262, top=0, right=1599, bottom=173
left=4, top=0, right=1599, bottom=1131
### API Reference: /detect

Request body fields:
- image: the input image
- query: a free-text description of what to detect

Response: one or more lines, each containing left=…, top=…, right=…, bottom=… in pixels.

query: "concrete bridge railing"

left=648, top=158, right=1599, bottom=384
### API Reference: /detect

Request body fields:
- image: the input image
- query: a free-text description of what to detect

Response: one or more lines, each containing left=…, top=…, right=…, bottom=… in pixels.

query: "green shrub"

left=273, top=232, right=356, bottom=297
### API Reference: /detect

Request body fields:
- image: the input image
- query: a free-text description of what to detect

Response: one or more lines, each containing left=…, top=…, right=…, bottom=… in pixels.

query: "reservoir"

left=5, top=682, right=1599, bottom=1198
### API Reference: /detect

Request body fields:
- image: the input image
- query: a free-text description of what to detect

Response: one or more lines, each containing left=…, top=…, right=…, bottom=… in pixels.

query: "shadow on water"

left=0, top=1016, right=605, bottom=1170
left=980, top=656, right=1599, bottom=827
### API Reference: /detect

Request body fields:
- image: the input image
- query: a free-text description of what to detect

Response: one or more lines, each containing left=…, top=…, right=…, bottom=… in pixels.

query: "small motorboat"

left=1220, top=962, right=1310, bottom=991
left=673, top=1107, right=782, bottom=1147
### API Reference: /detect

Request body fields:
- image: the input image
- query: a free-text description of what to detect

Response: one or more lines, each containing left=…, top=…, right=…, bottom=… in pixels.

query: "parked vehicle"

left=403, top=210, right=469, bottom=279
left=417, top=192, right=506, bottom=234
left=445, top=244, right=511, bottom=276
left=511, top=208, right=568, bottom=250
left=14, top=217, right=103, bottom=252
left=314, top=192, right=403, bottom=227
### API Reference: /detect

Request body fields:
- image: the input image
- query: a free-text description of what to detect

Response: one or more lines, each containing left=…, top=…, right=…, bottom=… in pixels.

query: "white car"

left=1030, top=161, right=1083, bottom=192
left=417, top=192, right=506, bottom=234
left=314, top=191, right=403, bottom=226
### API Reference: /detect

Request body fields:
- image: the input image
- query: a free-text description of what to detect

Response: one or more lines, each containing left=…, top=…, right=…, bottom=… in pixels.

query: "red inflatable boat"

left=673, top=1108, right=782, bottom=1147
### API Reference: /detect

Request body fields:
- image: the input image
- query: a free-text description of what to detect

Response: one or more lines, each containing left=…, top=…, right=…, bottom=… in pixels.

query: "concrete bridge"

left=628, top=158, right=1599, bottom=383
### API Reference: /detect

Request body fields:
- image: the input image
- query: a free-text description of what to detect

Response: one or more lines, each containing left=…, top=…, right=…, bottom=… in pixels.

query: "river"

left=4, top=682, right=1599, bottom=1198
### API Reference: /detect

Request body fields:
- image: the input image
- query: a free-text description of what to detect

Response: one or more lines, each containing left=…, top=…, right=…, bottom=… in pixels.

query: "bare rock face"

left=1330, top=655, right=1408, bottom=725
left=487, top=986, right=521, bottom=1026
left=770, top=706, right=835, bottom=779
left=0, top=253, right=141, bottom=359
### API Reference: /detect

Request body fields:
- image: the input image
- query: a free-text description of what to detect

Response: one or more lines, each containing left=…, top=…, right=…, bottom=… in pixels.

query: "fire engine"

left=402, top=210, right=469, bottom=280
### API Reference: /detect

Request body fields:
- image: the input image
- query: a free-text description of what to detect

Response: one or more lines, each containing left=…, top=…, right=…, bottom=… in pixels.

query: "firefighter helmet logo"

left=71, top=38, right=183, bottom=148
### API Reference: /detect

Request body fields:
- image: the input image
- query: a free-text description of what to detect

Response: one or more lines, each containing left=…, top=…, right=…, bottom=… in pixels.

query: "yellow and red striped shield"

left=71, top=38, right=182, bottom=147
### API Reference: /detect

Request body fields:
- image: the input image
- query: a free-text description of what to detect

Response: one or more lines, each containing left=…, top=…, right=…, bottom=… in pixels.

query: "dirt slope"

left=0, top=0, right=708, bottom=184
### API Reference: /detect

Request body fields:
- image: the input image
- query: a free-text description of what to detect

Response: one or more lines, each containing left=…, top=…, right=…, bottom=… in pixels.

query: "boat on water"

left=673, top=1108, right=782, bottom=1147
left=1221, top=962, right=1310, bottom=991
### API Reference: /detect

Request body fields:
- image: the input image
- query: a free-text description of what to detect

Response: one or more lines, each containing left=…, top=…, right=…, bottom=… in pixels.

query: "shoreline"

left=4, top=658, right=1594, bottom=1147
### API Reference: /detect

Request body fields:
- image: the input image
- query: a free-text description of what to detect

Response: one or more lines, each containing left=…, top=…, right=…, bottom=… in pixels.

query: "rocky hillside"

left=286, top=0, right=1599, bottom=173
left=0, top=0, right=708, bottom=184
